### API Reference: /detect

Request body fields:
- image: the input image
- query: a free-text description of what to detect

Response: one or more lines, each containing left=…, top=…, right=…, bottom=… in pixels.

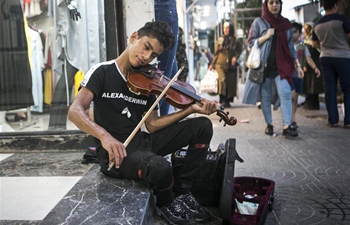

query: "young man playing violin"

left=68, top=21, right=218, bottom=224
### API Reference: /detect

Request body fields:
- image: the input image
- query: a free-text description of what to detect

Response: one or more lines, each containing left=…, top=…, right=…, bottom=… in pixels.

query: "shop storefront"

left=0, top=0, right=156, bottom=134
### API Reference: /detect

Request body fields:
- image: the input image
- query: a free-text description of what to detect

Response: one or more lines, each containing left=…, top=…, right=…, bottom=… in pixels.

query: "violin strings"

left=171, top=83, right=201, bottom=101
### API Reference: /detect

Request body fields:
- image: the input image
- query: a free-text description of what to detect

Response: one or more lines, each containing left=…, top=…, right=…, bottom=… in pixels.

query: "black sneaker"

left=283, top=125, right=298, bottom=138
left=265, top=124, right=274, bottom=135
left=291, top=122, right=298, bottom=131
left=177, top=193, right=211, bottom=222
left=156, top=197, right=196, bottom=225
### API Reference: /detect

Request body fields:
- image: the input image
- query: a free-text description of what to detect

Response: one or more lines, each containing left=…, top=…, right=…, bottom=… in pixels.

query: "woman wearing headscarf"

left=302, top=22, right=324, bottom=110
left=209, top=22, right=242, bottom=108
left=242, top=0, right=304, bottom=138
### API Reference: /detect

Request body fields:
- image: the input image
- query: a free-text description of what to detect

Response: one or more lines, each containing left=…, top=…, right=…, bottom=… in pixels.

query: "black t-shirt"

left=81, top=60, right=157, bottom=143
left=266, top=33, right=279, bottom=78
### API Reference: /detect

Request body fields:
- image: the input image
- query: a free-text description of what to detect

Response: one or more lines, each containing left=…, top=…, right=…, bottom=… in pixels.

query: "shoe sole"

left=155, top=207, right=196, bottom=225
left=181, top=205, right=211, bottom=223
left=283, top=134, right=298, bottom=138
left=156, top=207, right=178, bottom=225
left=190, top=211, right=211, bottom=223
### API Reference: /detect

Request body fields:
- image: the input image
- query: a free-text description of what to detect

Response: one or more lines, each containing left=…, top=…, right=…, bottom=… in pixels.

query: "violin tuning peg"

left=226, top=111, right=229, bottom=115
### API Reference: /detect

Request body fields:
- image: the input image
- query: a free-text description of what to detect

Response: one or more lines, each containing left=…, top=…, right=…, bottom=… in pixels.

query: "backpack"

left=171, top=143, right=227, bottom=207
left=82, top=146, right=99, bottom=164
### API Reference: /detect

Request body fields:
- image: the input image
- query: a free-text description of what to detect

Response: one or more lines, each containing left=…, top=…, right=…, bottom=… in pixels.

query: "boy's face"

left=292, top=28, right=300, bottom=42
left=129, top=33, right=164, bottom=67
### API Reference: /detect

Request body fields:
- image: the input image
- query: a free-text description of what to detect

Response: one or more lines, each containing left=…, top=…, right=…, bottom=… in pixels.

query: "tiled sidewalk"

left=1, top=83, right=350, bottom=225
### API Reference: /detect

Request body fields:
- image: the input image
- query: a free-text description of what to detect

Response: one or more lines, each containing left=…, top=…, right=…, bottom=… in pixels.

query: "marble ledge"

left=40, top=164, right=154, bottom=225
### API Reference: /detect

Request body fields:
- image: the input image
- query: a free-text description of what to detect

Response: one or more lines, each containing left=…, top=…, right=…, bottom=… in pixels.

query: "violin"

left=127, top=63, right=237, bottom=126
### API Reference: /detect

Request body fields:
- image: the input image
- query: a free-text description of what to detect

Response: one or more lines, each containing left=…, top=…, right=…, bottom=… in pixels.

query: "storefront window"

left=0, top=0, right=106, bottom=133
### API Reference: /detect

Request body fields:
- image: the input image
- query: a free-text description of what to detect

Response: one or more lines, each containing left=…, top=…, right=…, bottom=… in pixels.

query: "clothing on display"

left=48, top=0, right=105, bottom=129
left=27, top=26, right=45, bottom=113
left=0, top=0, right=34, bottom=111
left=1, top=0, right=106, bottom=131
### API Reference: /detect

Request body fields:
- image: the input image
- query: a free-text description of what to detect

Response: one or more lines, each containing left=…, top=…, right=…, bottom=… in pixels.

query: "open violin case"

left=220, top=139, right=275, bottom=225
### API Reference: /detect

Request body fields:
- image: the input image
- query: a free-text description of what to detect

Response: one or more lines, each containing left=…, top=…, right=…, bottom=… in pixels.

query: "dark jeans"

left=154, top=0, right=179, bottom=116
left=97, top=117, right=213, bottom=206
left=320, top=57, right=350, bottom=125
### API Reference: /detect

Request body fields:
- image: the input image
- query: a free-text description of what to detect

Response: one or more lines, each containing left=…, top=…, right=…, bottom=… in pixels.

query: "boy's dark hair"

left=292, top=22, right=302, bottom=34
left=323, top=0, right=338, bottom=11
left=137, top=21, right=175, bottom=51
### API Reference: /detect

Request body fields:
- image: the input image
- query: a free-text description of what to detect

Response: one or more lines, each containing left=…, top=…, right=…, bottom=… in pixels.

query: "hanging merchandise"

left=24, top=0, right=43, bottom=18
left=27, top=26, right=45, bottom=113
left=44, top=28, right=53, bottom=106
left=53, top=0, right=106, bottom=75
left=0, top=0, right=34, bottom=111
left=74, top=70, right=84, bottom=97
left=47, top=0, right=106, bottom=129
left=44, top=69, right=53, bottom=105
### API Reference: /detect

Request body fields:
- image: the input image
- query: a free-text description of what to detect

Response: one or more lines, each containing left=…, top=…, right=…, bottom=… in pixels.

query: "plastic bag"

left=235, top=199, right=259, bottom=215
left=199, top=70, right=218, bottom=95
left=247, top=40, right=260, bottom=69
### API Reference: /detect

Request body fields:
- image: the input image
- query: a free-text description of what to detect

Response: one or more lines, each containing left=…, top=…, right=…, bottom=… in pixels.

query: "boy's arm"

left=144, top=98, right=218, bottom=133
left=68, top=87, right=127, bottom=168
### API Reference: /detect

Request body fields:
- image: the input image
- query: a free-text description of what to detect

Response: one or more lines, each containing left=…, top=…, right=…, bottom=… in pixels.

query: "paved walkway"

left=1, top=82, right=349, bottom=225
left=200, top=84, right=350, bottom=225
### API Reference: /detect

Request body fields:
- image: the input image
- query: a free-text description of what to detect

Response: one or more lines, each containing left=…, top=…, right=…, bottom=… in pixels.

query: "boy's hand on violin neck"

left=193, top=99, right=218, bottom=115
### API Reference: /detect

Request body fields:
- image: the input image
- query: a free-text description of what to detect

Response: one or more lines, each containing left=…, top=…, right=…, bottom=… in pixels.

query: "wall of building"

left=124, top=0, right=155, bottom=40
left=295, top=3, right=320, bottom=25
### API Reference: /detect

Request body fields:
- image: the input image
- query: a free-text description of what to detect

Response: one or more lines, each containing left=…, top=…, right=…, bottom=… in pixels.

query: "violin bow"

left=108, top=66, right=184, bottom=171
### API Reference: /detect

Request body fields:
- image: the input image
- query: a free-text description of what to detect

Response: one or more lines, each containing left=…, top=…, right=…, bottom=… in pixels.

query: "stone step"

left=40, top=163, right=222, bottom=225
left=0, top=133, right=222, bottom=225
left=40, top=164, right=159, bottom=225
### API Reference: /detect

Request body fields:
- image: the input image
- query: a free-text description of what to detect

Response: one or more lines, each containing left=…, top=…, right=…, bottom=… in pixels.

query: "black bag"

left=249, top=63, right=266, bottom=84
left=82, top=147, right=99, bottom=164
left=171, top=144, right=227, bottom=207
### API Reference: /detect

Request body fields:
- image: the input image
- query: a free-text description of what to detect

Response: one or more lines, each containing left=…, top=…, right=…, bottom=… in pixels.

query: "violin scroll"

left=216, top=108, right=237, bottom=126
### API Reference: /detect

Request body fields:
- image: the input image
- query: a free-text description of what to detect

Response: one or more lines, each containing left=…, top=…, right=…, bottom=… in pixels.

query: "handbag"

left=248, top=18, right=270, bottom=84
left=249, top=63, right=266, bottom=84
left=199, top=70, right=218, bottom=94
